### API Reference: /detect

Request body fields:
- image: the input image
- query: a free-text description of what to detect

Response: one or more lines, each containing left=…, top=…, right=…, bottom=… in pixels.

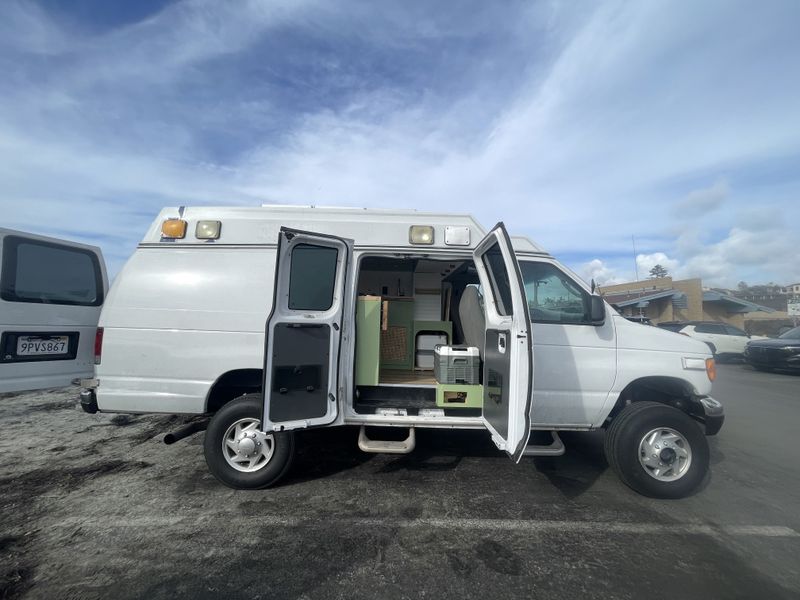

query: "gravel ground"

left=1, top=365, right=799, bottom=599
left=0, top=388, right=193, bottom=598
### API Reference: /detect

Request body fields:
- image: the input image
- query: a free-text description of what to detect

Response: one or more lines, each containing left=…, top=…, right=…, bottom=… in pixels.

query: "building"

left=599, top=277, right=774, bottom=328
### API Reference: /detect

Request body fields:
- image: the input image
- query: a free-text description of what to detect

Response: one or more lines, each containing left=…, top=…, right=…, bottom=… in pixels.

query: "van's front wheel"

left=204, top=394, right=295, bottom=489
left=605, top=401, right=709, bottom=499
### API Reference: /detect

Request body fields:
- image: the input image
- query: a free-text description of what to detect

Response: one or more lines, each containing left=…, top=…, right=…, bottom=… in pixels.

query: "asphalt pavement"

left=1, top=364, right=799, bottom=599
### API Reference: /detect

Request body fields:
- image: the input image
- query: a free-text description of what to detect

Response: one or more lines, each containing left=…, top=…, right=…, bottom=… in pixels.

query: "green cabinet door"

left=355, top=297, right=381, bottom=385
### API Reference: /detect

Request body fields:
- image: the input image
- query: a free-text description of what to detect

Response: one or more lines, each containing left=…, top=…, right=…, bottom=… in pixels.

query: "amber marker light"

left=706, top=358, right=716, bottom=382
left=161, top=219, right=187, bottom=239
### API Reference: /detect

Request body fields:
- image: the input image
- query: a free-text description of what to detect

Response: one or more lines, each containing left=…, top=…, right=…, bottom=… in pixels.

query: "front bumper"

left=80, top=389, right=99, bottom=414
left=745, top=347, right=800, bottom=370
left=689, top=395, right=724, bottom=436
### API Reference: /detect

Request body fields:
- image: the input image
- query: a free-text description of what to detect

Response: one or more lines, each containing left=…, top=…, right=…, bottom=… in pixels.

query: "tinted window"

left=694, top=323, right=725, bottom=334
left=779, top=327, right=800, bottom=340
left=1, top=236, right=102, bottom=306
left=520, top=262, right=590, bottom=324
left=724, top=325, right=748, bottom=336
left=288, top=244, right=338, bottom=311
left=481, top=242, right=514, bottom=316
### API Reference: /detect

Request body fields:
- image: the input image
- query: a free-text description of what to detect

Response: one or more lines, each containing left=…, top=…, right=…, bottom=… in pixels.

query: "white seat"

left=458, top=285, right=485, bottom=358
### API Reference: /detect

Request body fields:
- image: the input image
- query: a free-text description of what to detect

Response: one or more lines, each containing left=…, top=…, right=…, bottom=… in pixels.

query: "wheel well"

left=608, top=376, right=697, bottom=423
left=205, top=369, right=263, bottom=413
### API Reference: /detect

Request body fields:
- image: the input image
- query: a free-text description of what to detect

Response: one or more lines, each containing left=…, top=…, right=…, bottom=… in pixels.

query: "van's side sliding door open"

left=262, top=228, right=352, bottom=432
left=473, top=223, right=534, bottom=462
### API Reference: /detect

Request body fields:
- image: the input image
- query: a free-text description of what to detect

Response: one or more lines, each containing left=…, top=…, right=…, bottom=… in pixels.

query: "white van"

left=80, top=206, right=723, bottom=498
left=1, top=228, right=107, bottom=393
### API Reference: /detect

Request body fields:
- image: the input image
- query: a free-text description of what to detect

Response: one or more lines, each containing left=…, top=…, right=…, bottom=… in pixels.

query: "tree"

left=649, top=264, right=668, bottom=279
left=737, top=281, right=748, bottom=292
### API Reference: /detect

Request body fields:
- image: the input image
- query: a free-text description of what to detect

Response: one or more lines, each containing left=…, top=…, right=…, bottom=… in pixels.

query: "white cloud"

left=0, top=0, right=798, bottom=286
left=579, top=259, right=624, bottom=286
left=673, top=179, right=729, bottom=216
left=636, top=253, right=681, bottom=279
left=681, top=227, right=800, bottom=286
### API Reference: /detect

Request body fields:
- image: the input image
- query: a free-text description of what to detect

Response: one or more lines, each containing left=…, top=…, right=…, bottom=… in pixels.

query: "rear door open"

left=473, top=223, right=534, bottom=462
left=262, top=228, right=352, bottom=432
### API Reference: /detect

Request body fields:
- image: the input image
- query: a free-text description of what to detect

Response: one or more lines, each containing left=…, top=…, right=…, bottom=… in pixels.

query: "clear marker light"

left=196, top=220, right=221, bottom=240
left=409, top=225, right=435, bottom=245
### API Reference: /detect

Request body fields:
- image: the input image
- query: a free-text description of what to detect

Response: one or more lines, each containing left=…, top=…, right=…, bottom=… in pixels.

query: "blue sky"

left=1, top=0, right=799, bottom=286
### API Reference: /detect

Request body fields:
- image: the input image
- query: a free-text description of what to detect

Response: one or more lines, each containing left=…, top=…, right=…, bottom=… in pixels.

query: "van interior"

left=354, top=256, right=486, bottom=417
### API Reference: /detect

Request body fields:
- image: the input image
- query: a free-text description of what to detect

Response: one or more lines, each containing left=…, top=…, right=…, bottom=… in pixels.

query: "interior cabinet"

left=380, top=297, right=415, bottom=371
left=355, top=296, right=381, bottom=385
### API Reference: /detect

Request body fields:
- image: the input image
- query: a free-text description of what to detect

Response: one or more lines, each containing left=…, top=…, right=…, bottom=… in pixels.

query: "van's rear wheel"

left=605, top=401, right=709, bottom=499
left=204, top=394, right=294, bottom=489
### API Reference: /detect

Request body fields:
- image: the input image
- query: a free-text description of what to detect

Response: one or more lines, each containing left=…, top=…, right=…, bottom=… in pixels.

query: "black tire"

left=204, top=394, right=295, bottom=489
left=604, top=401, right=709, bottom=499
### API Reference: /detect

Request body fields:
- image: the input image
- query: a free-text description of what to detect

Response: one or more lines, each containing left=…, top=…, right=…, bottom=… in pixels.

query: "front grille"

left=749, top=347, right=793, bottom=362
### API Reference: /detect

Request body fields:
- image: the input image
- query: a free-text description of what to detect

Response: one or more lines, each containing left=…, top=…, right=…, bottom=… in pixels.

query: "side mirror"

left=590, top=294, right=606, bottom=325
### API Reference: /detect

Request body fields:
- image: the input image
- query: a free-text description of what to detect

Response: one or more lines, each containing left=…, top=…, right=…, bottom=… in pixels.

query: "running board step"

left=358, top=426, right=416, bottom=454
left=522, top=431, right=565, bottom=457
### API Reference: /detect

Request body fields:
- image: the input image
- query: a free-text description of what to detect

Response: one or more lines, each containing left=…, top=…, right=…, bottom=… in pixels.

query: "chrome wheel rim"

left=222, top=418, right=275, bottom=473
left=638, top=427, right=692, bottom=481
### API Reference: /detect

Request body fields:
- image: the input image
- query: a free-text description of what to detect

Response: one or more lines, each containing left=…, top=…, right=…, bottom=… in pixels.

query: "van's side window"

left=0, top=236, right=103, bottom=306
left=520, top=262, right=590, bottom=324
left=288, top=244, right=338, bottom=311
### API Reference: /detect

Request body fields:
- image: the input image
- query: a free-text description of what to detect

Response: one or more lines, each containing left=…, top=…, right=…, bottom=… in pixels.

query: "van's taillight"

left=94, top=327, right=104, bottom=365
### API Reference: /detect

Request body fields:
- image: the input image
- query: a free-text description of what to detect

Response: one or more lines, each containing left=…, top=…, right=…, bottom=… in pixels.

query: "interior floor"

left=354, top=385, right=482, bottom=417
left=378, top=369, right=437, bottom=386
left=355, top=385, right=436, bottom=409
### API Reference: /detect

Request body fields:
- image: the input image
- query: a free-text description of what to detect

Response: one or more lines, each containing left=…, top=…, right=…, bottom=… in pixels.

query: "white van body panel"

left=0, top=228, right=107, bottom=393
left=96, top=247, right=274, bottom=413
left=93, top=206, right=714, bottom=430
left=516, top=256, right=618, bottom=428
left=595, top=317, right=713, bottom=427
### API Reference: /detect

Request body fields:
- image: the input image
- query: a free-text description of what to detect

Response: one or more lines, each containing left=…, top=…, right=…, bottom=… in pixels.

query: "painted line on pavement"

left=48, top=516, right=800, bottom=538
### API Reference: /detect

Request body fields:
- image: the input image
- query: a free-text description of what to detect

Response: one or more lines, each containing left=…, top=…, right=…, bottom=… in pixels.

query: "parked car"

left=657, top=321, right=764, bottom=361
left=657, top=321, right=687, bottom=333
left=0, top=228, right=107, bottom=393
left=623, top=315, right=652, bottom=325
left=744, top=326, right=800, bottom=372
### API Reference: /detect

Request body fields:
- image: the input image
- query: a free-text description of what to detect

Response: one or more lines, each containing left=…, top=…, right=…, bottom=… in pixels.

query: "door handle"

left=498, top=333, right=507, bottom=354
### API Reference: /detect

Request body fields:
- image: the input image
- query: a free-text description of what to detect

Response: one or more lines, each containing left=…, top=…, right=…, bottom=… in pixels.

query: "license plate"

left=16, top=336, right=70, bottom=356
